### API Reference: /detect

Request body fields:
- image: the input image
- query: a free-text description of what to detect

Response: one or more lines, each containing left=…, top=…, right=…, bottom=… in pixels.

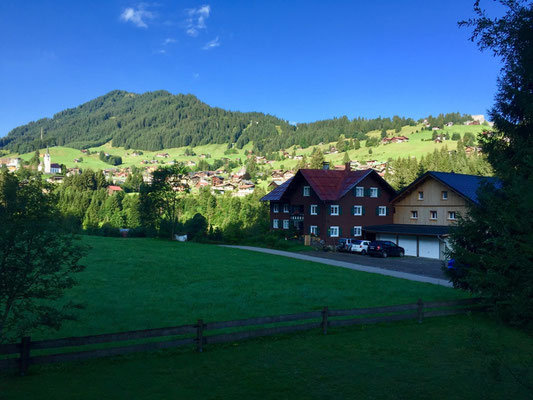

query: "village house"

left=107, top=185, right=123, bottom=195
left=261, top=164, right=396, bottom=245
left=364, top=171, right=499, bottom=260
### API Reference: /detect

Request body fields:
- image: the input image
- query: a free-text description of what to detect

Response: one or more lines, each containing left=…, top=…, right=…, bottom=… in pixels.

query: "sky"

left=0, top=0, right=505, bottom=137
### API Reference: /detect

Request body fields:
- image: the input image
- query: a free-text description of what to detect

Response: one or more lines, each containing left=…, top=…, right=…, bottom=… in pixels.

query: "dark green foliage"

left=0, top=90, right=422, bottom=155
left=0, top=169, right=86, bottom=341
left=463, top=132, right=476, bottom=146
left=99, top=151, right=122, bottom=166
left=422, top=113, right=472, bottom=128
left=452, top=132, right=461, bottom=140
left=447, top=0, right=533, bottom=327
left=309, top=147, right=325, bottom=169
left=365, top=136, right=380, bottom=147
left=385, top=146, right=492, bottom=190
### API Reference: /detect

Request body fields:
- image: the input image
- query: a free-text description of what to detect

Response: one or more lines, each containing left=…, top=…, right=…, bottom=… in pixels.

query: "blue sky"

left=0, top=1, right=504, bottom=136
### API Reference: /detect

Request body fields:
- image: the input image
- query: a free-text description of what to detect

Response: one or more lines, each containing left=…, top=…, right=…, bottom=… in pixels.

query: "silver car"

left=349, top=240, right=371, bottom=255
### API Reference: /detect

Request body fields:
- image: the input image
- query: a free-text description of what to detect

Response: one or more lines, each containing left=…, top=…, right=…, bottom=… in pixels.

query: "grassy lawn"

left=1, top=236, right=532, bottom=399
left=27, top=236, right=462, bottom=339
left=2, top=315, right=532, bottom=399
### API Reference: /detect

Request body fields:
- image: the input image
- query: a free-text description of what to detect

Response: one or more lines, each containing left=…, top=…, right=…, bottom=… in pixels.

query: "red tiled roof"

left=261, top=169, right=381, bottom=202
left=108, top=185, right=122, bottom=191
left=300, top=169, right=371, bottom=200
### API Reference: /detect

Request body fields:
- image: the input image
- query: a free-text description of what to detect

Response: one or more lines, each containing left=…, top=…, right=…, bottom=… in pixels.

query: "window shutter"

left=365, top=188, right=370, bottom=197
left=353, top=187, right=357, bottom=197
left=385, top=207, right=389, bottom=216
left=339, top=205, right=342, bottom=215
left=317, top=205, right=320, bottom=215
left=352, top=205, right=355, bottom=215
left=377, top=188, right=381, bottom=197
left=376, top=207, right=379, bottom=215
left=362, top=206, right=365, bottom=215
left=316, top=227, right=320, bottom=236
left=339, top=227, right=342, bottom=236
left=351, top=227, right=355, bottom=236
left=327, top=228, right=331, bottom=237
left=328, top=205, right=332, bottom=215
left=309, top=205, right=312, bottom=214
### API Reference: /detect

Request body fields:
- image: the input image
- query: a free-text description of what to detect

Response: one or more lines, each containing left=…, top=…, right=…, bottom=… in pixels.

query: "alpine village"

left=1, top=2, right=532, bottom=400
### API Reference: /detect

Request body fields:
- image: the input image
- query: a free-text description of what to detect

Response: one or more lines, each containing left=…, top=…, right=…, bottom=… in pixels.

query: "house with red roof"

left=261, top=163, right=396, bottom=245
left=107, top=185, right=123, bottom=195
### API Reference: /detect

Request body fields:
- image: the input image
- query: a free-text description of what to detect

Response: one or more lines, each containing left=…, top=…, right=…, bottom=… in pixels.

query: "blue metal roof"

left=428, top=171, right=500, bottom=203
left=260, top=178, right=293, bottom=201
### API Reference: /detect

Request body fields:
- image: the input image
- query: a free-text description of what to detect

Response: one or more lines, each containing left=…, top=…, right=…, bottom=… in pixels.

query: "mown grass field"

left=1, top=236, right=532, bottom=399
left=12, top=124, right=488, bottom=173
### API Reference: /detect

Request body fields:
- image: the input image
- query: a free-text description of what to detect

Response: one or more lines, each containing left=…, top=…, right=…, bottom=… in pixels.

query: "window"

left=310, top=225, right=318, bottom=235
left=329, top=226, right=339, bottom=237
left=418, top=191, right=424, bottom=200
left=430, top=210, right=438, bottom=220
left=303, top=186, right=311, bottom=197
left=442, top=191, right=448, bottom=200
left=448, top=211, right=456, bottom=220
left=273, top=204, right=279, bottom=213
left=411, top=210, right=418, bottom=219
left=378, top=206, right=387, bottom=216
left=353, top=226, right=362, bottom=237
left=283, top=219, right=289, bottom=229
left=353, top=205, right=363, bottom=216
left=310, top=204, right=318, bottom=215
left=355, top=187, right=364, bottom=197
left=370, top=187, right=378, bottom=198
left=273, top=219, right=279, bottom=229
left=330, top=205, right=340, bottom=216
left=283, top=204, right=289, bottom=213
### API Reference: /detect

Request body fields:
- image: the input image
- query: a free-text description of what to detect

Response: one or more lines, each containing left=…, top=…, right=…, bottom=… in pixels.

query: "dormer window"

left=303, top=186, right=311, bottom=197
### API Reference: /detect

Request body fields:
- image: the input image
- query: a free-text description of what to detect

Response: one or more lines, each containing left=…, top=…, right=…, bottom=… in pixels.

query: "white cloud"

left=202, top=36, right=220, bottom=50
left=163, top=38, right=176, bottom=45
left=185, top=5, right=210, bottom=37
left=120, top=5, right=155, bottom=28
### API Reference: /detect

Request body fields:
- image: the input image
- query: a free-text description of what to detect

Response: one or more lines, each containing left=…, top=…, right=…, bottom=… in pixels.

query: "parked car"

left=336, top=238, right=357, bottom=252
left=349, top=240, right=371, bottom=255
left=367, top=241, right=405, bottom=258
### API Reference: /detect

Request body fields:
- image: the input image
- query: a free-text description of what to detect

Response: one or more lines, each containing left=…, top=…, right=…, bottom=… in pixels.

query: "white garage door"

left=376, top=234, right=396, bottom=243
left=418, top=237, right=440, bottom=259
left=398, top=235, right=417, bottom=257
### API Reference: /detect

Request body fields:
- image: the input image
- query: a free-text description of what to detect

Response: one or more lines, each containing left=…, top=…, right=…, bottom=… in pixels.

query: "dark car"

left=367, top=240, right=405, bottom=258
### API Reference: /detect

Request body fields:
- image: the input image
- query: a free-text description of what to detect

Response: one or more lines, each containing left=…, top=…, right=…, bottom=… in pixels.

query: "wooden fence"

left=0, top=298, right=484, bottom=375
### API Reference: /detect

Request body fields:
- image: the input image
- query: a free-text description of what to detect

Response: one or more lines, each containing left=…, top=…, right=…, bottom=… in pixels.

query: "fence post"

left=19, top=336, right=31, bottom=376
left=321, top=306, right=329, bottom=335
left=196, top=319, right=204, bottom=353
left=417, top=298, right=424, bottom=323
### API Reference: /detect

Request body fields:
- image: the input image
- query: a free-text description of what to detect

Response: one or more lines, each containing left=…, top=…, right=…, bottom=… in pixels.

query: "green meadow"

left=11, top=124, right=488, bottom=173
left=1, top=236, right=531, bottom=400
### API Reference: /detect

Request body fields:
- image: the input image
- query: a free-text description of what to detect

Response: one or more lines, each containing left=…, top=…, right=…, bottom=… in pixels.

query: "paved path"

left=221, top=245, right=453, bottom=287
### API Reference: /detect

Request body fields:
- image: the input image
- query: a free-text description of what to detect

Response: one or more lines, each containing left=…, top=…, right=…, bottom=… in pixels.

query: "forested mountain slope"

left=0, top=90, right=469, bottom=154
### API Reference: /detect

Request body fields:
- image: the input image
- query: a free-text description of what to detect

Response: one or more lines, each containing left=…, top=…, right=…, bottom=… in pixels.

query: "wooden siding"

left=269, top=172, right=394, bottom=244
left=393, top=178, right=469, bottom=225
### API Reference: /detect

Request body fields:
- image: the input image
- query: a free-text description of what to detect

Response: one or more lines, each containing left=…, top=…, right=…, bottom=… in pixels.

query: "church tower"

left=43, top=147, right=51, bottom=174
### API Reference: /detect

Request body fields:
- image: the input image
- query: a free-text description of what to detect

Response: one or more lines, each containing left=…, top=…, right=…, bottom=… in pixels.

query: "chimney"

left=322, top=161, right=330, bottom=170
left=345, top=162, right=351, bottom=172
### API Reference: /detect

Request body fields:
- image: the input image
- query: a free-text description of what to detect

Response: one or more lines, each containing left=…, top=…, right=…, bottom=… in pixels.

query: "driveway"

left=299, top=251, right=447, bottom=279
left=221, top=246, right=452, bottom=287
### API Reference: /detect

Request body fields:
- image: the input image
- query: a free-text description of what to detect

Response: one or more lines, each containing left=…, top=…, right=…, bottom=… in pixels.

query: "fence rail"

left=0, top=297, right=485, bottom=375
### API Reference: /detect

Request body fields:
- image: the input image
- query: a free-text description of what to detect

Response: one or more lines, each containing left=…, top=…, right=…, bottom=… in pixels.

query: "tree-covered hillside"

left=0, top=90, right=471, bottom=154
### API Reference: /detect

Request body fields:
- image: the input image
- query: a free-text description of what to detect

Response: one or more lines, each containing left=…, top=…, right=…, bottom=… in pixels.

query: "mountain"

left=0, top=90, right=468, bottom=154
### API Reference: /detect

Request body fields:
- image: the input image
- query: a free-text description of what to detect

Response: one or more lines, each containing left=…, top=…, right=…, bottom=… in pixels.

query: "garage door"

left=418, top=237, right=440, bottom=259
left=376, top=234, right=396, bottom=243
left=398, top=235, right=417, bottom=257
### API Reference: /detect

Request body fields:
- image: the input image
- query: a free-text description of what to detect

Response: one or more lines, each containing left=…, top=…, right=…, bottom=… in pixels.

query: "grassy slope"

left=3, top=316, right=532, bottom=400
left=2, top=236, right=532, bottom=399
left=11, top=124, right=487, bottom=172
left=44, top=236, right=461, bottom=339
